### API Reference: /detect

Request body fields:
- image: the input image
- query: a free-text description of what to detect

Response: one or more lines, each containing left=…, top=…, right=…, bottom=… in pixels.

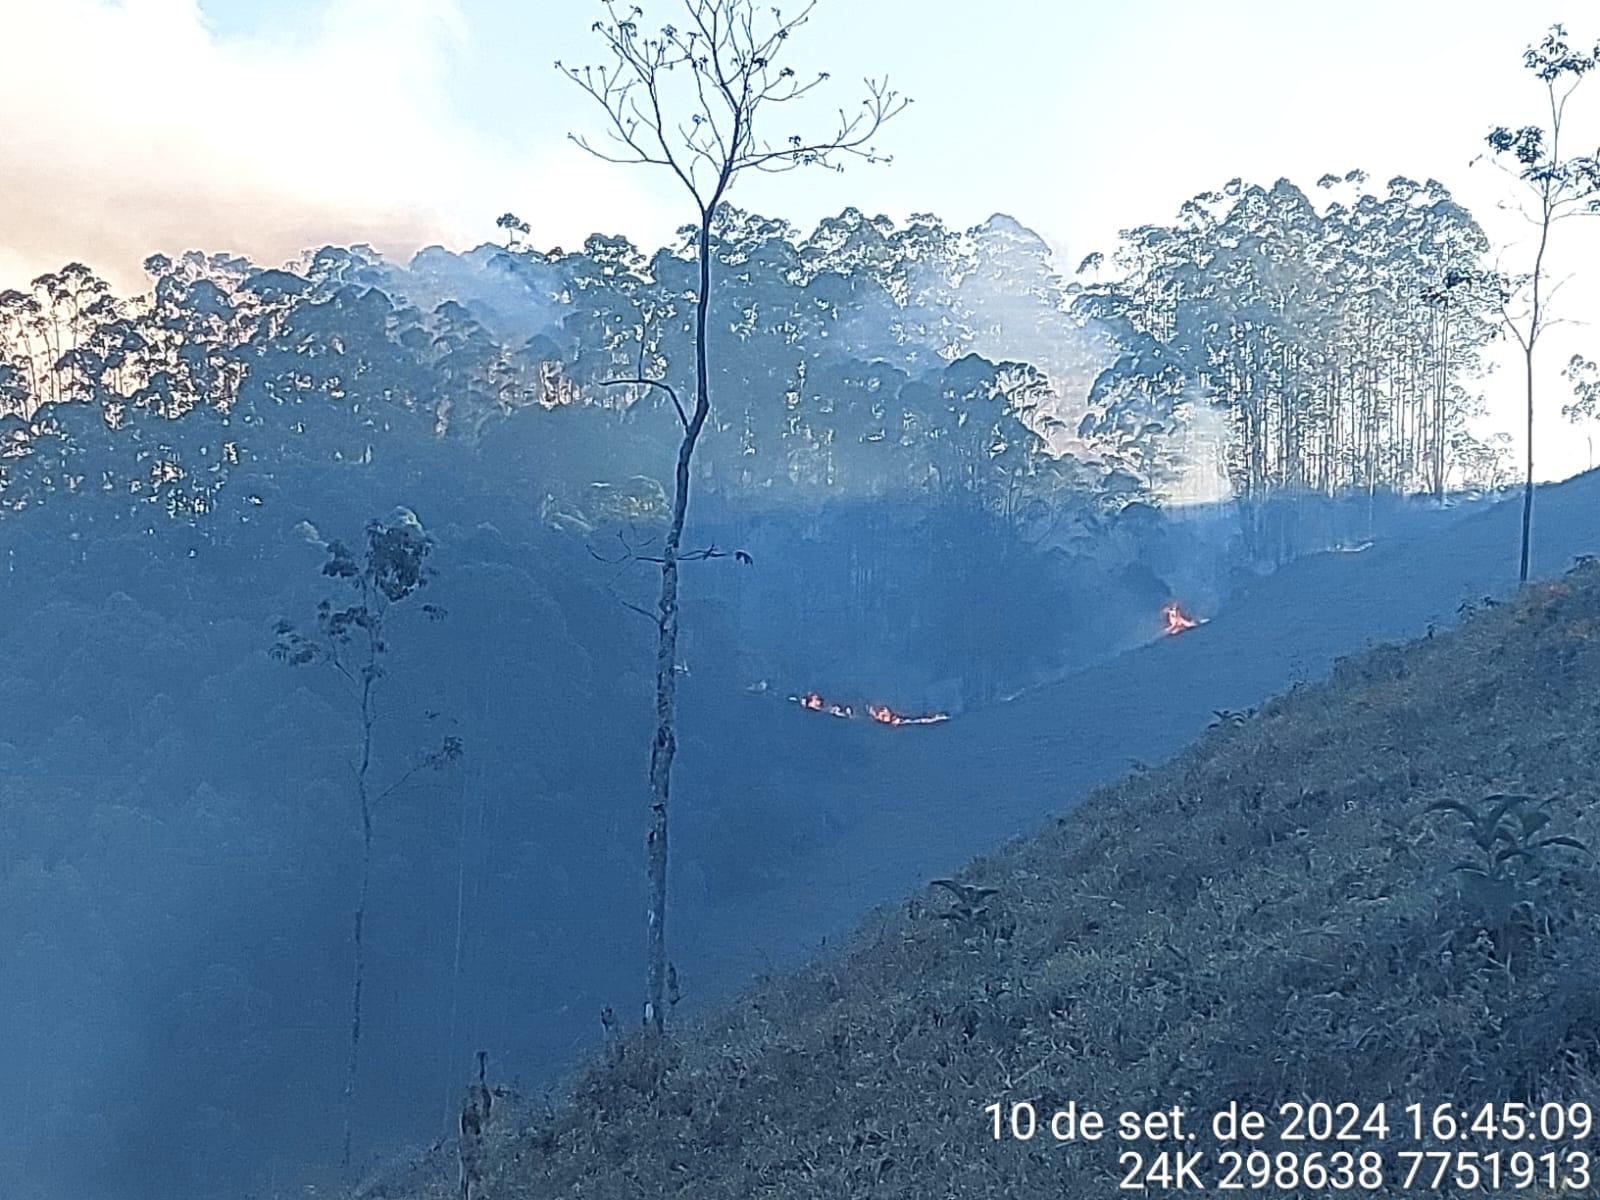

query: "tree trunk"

left=1520, top=344, right=1535, bottom=583
left=644, top=206, right=716, bottom=1037
left=343, top=813, right=371, bottom=1167
left=343, top=677, right=376, bottom=1167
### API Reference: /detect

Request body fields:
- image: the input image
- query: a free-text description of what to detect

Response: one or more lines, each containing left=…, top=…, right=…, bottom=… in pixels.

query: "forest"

left=4, top=4, right=1597, bottom=1198
left=0, top=191, right=1514, bottom=1200
left=0, top=181, right=1513, bottom=536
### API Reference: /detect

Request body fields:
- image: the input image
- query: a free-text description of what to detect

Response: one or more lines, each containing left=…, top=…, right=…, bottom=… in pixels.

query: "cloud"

left=0, top=0, right=658, bottom=289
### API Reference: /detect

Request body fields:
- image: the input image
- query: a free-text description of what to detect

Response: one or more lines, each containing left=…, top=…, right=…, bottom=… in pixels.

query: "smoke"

left=1159, top=393, right=1236, bottom=509
left=0, top=0, right=656, bottom=291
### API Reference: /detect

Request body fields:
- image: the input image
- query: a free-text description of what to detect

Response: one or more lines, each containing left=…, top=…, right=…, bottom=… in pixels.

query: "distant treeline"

left=1076, top=173, right=1509, bottom=503
left=0, top=188, right=1507, bottom=553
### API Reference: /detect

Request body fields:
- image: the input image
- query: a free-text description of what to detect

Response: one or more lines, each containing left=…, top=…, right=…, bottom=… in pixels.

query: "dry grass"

left=371, top=564, right=1600, bottom=1200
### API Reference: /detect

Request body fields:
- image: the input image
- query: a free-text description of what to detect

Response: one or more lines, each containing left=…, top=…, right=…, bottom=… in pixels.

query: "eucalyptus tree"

left=0, top=289, right=44, bottom=415
left=887, top=212, right=971, bottom=365
left=1075, top=173, right=1495, bottom=517
left=271, top=513, right=462, bottom=1169
left=135, top=252, right=251, bottom=418
left=1562, top=352, right=1600, bottom=471
left=495, top=211, right=531, bottom=248
left=0, top=362, right=26, bottom=414
left=559, top=0, right=906, bottom=1037
left=1564, top=353, right=1600, bottom=424
left=1481, top=25, right=1600, bottom=581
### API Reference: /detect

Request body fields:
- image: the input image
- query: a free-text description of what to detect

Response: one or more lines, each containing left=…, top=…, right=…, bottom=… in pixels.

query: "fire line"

left=1163, top=602, right=1202, bottom=636
left=790, top=693, right=948, bottom=726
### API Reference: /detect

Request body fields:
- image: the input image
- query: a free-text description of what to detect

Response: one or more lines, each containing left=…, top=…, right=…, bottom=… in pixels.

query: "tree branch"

left=601, top=375, right=688, bottom=427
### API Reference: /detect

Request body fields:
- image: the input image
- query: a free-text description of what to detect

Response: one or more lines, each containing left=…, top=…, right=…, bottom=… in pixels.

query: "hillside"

left=10, top=6, right=1600, bottom=1197
left=379, top=554, right=1600, bottom=1198
left=0, top=229, right=1527, bottom=1196
left=661, top=471, right=1600, bottom=1020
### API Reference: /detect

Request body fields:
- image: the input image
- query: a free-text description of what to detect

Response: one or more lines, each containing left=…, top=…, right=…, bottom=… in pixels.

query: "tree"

left=559, top=0, right=906, bottom=1037
left=1482, top=25, right=1600, bottom=581
left=495, top=211, right=532, bottom=249
left=271, top=510, right=463, bottom=1168
left=1563, top=354, right=1600, bottom=470
left=1073, top=173, right=1496, bottom=525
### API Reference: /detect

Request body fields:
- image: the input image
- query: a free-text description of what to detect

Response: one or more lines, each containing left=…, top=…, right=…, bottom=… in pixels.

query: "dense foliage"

left=1075, top=174, right=1508, bottom=517
left=0, top=193, right=1508, bottom=553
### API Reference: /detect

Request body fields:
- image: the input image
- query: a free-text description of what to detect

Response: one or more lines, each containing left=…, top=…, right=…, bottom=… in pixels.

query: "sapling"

left=1426, top=791, right=1588, bottom=927
left=1479, top=25, right=1600, bottom=582
left=271, top=508, right=463, bottom=1169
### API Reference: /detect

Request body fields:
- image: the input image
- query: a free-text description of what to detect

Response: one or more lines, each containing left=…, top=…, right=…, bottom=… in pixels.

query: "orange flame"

left=792, top=692, right=947, bottom=726
left=795, top=691, right=852, bottom=718
left=1163, top=602, right=1201, bottom=636
left=867, top=703, right=950, bottom=727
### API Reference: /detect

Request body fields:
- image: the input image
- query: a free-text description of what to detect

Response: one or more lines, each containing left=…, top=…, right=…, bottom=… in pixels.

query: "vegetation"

left=1479, top=25, right=1600, bottom=581
left=272, top=512, right=463, bottom=1169
left=375, top=564, right=1600, bottom=1199
left=1075, top=173, right=1504, bottom=544
left=0, top=335, right=1185, bottom=1197
left=0, top=200, right=1514, bottom=551
left=4, top=13, right=1595, bottom=1199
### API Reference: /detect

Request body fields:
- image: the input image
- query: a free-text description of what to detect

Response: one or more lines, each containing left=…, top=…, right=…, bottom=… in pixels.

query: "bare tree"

left=1481, top=25, right=1600, bottom=581
left=559, top=0, right=907, bottom=1037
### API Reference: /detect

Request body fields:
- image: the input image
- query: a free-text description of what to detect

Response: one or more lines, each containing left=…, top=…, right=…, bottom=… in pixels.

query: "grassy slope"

left=666, top=472, right=1600, bottom=1019
left=379, top=565, right=1600, bottom=1199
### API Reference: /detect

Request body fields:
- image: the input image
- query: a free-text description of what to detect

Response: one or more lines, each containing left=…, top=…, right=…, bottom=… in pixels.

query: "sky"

left=2, top=0, right=1599, bottom=478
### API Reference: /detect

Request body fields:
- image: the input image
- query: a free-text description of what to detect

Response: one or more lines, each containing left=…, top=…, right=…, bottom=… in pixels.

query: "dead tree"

left=559, top=0, right=906, bottom=1038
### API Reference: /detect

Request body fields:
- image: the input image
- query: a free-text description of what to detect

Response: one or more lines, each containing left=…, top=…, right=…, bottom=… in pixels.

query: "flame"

left=867, top=703, right=950, bottom=727
left=1163, top=602, right=1201, bottom=636
left=795, top=691, right=852, bottom=718
left=791, top=693, right=948, bottom=726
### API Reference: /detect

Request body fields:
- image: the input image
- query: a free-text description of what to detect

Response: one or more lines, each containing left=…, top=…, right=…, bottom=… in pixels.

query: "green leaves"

left=1534, top=834, right=1589, bottom=853
left=1563, top=354, right=1600, bottom=423
left=365, top=512, right=433, bottom=603
left=1523, top=23, right=1599, bottom=84
left=273, top=513, right=438, bottom=681
left=427, top=735, right=466, bottom=770
left=1426, top=791, right=1590, bottom=886
left=322, top=539, right=358, bottom=578
left=930, top=878, right=1003, bottom=936
left=1485, top=124, right=1544, bottom=168
left=267, top=619, right=321, bottom=667
left=1209, top=708, right=1251, bottom=729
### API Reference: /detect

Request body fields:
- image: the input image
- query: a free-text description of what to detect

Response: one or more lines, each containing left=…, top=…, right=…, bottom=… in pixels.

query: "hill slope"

left=663, top=472, right=1600, bottom=1012
left=385, top=557, right=1600, bottom=1198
